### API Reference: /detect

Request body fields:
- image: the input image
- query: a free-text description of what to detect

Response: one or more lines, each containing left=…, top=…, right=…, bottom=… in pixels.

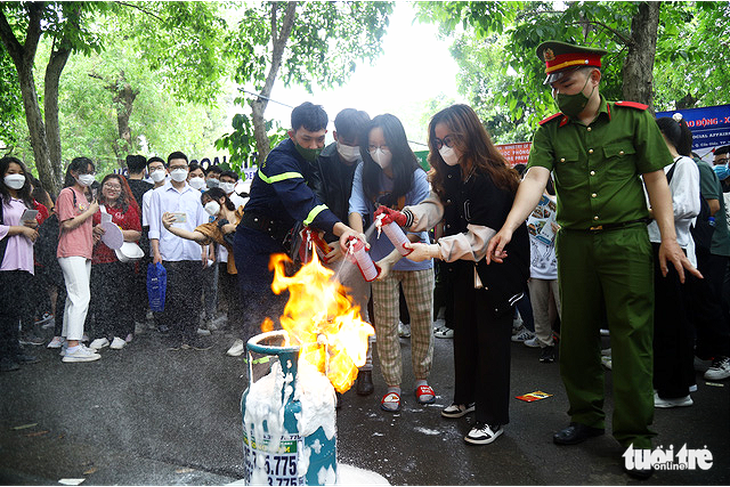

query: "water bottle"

left=348, top=237, right=380, bottom=282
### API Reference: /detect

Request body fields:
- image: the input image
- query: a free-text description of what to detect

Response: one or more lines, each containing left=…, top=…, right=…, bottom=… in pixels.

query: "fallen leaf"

left=83, top=467, right=97, bottom=475
left=12, top=423, right=38, bottom=430
left=175, top=468, right=194, bottom=474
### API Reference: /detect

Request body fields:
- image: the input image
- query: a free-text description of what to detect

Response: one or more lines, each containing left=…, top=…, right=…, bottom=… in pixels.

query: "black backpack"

left=666, top=160, right=715, bottom=254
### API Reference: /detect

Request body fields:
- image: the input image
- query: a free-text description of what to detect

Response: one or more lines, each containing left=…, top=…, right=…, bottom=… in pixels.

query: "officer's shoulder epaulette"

left=615, top=101, right=649, bottom=111
left=539, top=113, right=563, bottom=126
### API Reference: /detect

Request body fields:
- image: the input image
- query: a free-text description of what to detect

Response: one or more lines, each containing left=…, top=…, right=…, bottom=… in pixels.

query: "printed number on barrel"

left=264, top=455, right=297, bottom=477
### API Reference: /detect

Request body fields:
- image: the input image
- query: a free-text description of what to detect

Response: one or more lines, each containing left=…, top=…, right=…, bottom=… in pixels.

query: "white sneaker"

left=47, top=336, right=64, bottom=349
left=109, top=337, right=126, bottom=350
left=89, top=338, right=110, bottom=350
left=511, top=327, right=534, bottom=343
left=227, top=339, right=245, bottom=357
left=464, top=423, right=503, bottom=445
left=523, top=337, right=541, bottom=348
left=398, top=322, right=411, bottom=338
left=62, top=345, right=101, bottom=363
left=654, top=392, right=693, bottom=408
left=704, top=356, right=730, bottom=381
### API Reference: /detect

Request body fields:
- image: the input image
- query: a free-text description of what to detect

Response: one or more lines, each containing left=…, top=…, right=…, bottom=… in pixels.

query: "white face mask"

left=188, top=176, right=205, bottom=190
left=170, top=168, right=188, bottom=182
left=4, top=174, right=26, bottom=190
left=439, top=146, right=460, bottom=166
left=204, top=200, right=221, bottom=217
left=370, top=148, right=392, bottom=169
left=76, top=174, right=96, bottom=187
left=149, top=169, right=166, bottom=183
left=337, top=142, right=360, bottom=163
left=219, top=182, right=236, bottom=195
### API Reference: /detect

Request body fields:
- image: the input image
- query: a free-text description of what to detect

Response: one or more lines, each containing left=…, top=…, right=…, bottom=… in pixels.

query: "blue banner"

left=656, top=104, right=730, bottom=151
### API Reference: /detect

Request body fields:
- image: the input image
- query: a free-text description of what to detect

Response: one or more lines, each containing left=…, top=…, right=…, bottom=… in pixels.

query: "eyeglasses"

left=368, top=145, right=390, bottom=154
left=433, top=135, right=456, bottom=150
left=103, top=183, right=121, bottom=190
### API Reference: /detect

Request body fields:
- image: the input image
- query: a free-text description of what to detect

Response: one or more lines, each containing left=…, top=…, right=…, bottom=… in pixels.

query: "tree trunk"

left=622, top=2, right=660, bottom=112
left=0, top=4, right=58, bottom=194
left=18, top=66, right=55, bottom=193
left=111, top=73, right=139, bottom=168
left=248, top=1, right=298, bottom=163
left=45, top=46, right=71, bottom=192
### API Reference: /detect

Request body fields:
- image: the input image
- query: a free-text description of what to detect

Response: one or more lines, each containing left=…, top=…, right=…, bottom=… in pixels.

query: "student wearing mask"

left=56, top=157, right=101, bottom=363
left=147, top=152, right=209, bottom=348
left=187, top=163, right=207, bottom=192
left=309, top=108, right=375, bottom=394
left=348, top=113, right=435, bottom=413
left=140, top=157, right=167, bottom=333
left=219, top=170, right=247, bottom=209
left=386, top=105, right=528, bottom=443
left=88, top=174, right=142, bottom=351
left=205, top=165, right=222, bottom=189
left=0, top=156, right=41, bottom=372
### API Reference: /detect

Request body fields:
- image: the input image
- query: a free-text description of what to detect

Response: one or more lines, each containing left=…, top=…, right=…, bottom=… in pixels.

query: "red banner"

left=496, top=142, right=532, bottom=166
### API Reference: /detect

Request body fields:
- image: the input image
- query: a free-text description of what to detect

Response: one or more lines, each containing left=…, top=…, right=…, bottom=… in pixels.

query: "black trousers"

left=89, top=261, right=134, bottom=340
left=452, top=263, right=512, bottom=425
left=158, top=260, right=203, bottom=342
left=688, top=251, right=730, bottom=359
left=0, top=270, right=31, bottom=361
left=651, top=243, right=694, bottom=398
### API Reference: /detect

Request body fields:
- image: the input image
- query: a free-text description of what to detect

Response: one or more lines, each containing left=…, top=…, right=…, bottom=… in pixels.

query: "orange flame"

left=266, top=252, right=374, bottom=393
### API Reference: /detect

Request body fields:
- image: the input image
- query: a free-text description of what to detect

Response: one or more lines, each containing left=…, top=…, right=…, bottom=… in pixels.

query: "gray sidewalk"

left=1, top=320, right=728, bottom=485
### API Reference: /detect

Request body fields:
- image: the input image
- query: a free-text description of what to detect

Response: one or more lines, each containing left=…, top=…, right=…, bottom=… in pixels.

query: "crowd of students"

left=1, top=105, right=729, bottom=463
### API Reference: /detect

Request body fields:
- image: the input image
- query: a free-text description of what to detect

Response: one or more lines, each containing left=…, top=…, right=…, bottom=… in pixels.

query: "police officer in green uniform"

left=486, top=41, right=701, bottom=479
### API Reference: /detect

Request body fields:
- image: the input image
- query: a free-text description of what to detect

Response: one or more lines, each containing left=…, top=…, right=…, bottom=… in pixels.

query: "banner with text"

left=496, top=142, right=532, bottom=166
left=656, top=104, right=730, bottom=152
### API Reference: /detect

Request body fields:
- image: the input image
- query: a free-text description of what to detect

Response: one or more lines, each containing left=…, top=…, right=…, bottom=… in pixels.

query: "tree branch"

left=567, top=20, right=632, bottom=45
left=115, top=1, right=163, bottom=22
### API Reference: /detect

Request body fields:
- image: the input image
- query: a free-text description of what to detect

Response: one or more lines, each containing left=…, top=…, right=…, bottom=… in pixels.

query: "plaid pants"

left=372, top=268, right=434, bottom=387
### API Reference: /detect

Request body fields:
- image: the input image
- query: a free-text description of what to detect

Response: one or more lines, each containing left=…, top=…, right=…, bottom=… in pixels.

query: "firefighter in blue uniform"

left=233, top=102, right=360, bottom=341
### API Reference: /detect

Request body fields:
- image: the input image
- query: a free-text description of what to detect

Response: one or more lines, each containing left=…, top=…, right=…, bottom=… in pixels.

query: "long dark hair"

left=360, top=114, right=421, bottom=207
left=63, top=157, right=96, bottom=188
left=656, top=115, right=693, bottom=157
left=99, top=174, right=138, bottom=214
left=428, top=104, right=519, bottom=202
left=0, top=156, right=34, bottom=208
left=202, top=187, right=235, bottom=211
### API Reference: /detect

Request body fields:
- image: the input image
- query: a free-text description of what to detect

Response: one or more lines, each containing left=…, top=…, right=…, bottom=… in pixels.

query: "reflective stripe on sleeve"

left=257, top=168, right=304, bottom=184
left=304, top=204, right=328, bottom=226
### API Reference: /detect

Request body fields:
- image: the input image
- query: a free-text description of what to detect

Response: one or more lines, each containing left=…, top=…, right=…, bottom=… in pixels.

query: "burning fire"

left=265, top=252, right=375, bottom=393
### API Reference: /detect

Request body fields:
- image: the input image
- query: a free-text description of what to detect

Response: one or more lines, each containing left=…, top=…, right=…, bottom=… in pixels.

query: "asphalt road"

left=1, top=316, right=728, bottom=486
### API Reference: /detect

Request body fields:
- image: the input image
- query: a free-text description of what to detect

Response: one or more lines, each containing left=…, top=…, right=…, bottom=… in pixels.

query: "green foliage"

left=418, top=1, right=730, bottom=143
left=232, top=1, right=393, bottom=92
left=215, top=112, right=287, bottom=173
left=653, top=1, right=730, bottom=109
left=114, top=1, right=230, bottom=106
left=0, top=48, right=23, bottom=148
